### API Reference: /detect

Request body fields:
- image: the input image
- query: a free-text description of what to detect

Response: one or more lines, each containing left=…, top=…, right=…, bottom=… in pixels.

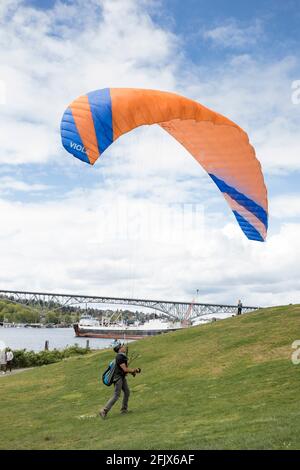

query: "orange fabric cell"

left=160, top=119, right=267, bottom=212
left=110, top=88, right=236, bottom=140
left=70, top=95, right=99, bottom=164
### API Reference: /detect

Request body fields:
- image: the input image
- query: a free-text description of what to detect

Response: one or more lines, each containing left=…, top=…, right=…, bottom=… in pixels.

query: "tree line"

left=0, top=299, right=155, bottom=325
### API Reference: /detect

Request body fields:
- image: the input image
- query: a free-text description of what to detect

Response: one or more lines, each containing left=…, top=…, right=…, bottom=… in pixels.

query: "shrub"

left=11, top=345, right=90, bottom=369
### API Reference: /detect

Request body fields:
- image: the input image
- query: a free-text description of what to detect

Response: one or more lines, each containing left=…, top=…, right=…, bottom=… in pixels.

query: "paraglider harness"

left=102, top=344, right=141, bottom=386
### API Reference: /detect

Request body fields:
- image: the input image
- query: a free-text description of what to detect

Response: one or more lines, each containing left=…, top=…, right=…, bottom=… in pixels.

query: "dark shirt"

left=113, top=352, right=128, bottom=382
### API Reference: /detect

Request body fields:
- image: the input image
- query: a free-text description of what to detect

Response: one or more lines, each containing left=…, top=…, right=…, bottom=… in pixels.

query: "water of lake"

left=0, top=326, right=114, bottom=352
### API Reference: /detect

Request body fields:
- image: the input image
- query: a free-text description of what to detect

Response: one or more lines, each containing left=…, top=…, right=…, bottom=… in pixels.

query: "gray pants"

left=104, top=377, right=130, bottom=413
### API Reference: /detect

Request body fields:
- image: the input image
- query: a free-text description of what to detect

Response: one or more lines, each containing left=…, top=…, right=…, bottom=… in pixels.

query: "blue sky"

left=27, top=0, right=300, bottom=63
left=0, top=0, right=299, bottom=306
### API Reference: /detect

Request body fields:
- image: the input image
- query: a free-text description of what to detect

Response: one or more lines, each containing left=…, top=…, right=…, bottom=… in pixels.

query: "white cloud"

left=0, top=79, right=6, bottom=105
left=0, top=1, right=299, bottom=307
left=0, top=0, right=178, bottom=165
left=184, top=55, right=300, bottom=174
left=0, top=176, right=49, bottom=192
left=0, top=1, right=298, bottom=174
left=0, top=191, right=299, bottom=307
left=271, top=194, right=300, bottom=218
left=202, top=19, right=263, bottom=49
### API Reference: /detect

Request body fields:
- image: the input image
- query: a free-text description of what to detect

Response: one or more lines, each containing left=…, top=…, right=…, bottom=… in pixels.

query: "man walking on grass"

left=5, top=349, right=14, bottom=373
left=100, top=342, right=141, bottom=419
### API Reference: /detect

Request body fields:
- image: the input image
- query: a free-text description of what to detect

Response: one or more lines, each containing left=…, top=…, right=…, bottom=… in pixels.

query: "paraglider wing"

left=60, top=88, right=268, bottom=242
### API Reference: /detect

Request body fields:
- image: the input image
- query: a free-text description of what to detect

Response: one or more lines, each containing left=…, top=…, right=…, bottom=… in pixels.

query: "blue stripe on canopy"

left=87, top=88, right=113, bottom=155
left=60, top=108, right=90, bottom=164
left=209, top=173, right=268, bottom=230
left=233, top=211, right=265, bottom=242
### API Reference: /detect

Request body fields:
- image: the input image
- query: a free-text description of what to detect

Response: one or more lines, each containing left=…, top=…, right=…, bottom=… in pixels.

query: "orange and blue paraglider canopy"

left=60, top=88, right=268, bottom=242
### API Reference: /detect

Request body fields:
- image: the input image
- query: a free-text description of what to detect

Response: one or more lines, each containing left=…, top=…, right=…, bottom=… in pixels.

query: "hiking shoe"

left=99, top=409, right=107, bottom=419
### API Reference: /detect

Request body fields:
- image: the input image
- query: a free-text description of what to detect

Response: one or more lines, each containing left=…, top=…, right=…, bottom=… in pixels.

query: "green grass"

left=0, top=305, right=300, bottom=449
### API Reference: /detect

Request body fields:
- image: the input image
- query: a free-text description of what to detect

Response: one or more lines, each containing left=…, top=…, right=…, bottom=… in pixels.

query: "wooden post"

left=45, top=340, right=49, bottom=351
left=86, top=340, right=90, bottom=350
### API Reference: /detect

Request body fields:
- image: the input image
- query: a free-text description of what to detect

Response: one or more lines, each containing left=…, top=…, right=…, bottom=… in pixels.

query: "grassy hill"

left=0, top=305, right=300, bottom=450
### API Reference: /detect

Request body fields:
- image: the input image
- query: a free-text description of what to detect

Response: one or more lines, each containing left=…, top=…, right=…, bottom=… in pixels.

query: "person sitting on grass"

left=99, top=342, right=141, bottom=419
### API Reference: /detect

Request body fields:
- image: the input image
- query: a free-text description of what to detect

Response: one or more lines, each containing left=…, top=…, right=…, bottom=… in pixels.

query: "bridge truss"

left=0, top=289, right=259, bottom=322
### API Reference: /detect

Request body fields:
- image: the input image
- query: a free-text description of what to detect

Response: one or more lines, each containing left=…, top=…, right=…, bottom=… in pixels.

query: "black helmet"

left=113, top=340, right=122, bottom=353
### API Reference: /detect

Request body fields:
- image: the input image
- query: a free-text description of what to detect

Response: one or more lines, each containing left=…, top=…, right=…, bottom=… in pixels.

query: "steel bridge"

left=0, top=289, right=259, bottom=321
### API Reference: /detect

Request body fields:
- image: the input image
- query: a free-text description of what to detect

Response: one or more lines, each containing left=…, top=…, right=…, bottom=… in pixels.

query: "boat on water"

left=73, top=316, right=182, bottom=340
